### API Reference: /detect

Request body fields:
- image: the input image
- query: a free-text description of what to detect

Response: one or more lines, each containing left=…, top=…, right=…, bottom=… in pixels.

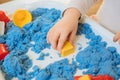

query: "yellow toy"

left=12, top=9, right=32, bottom=28
left=61, top=41, right=74, bottom=57
left=79, top=75, right=91, bottom=80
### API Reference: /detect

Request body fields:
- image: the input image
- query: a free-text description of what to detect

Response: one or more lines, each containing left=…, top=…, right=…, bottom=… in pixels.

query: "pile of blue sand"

left=14, top=59, right=77, bottom=80
left=37, top=59, right=76, bottom=80
left=2, top=52, right=32, bottom=80
left=17, top=65, right=40, bottom=80
left=36, top=59, right=76, bottom=80
left=0, top=8, right=61, bottom=80
left=76, top=23, right=120, bottom=80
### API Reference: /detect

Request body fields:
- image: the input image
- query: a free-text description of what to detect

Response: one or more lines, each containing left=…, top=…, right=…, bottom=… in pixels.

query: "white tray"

left=0, top=0, right=70, bottom=15
left=0, top=0, right=120, bottom=80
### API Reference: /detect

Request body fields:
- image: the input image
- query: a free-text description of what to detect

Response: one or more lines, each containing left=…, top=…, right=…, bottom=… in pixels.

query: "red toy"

left=0, top=44, right=9, bottom=60
left=74, top=74, right=114, bottom=80
left=92, top=75, right=114, bottom=80
left=0, top=10, right=10, bottom=27
left=92, top=75, right=104, bottom=80
left=103, top=75, right=114, bottom=80
left=74, top=76, right=81, bottom=80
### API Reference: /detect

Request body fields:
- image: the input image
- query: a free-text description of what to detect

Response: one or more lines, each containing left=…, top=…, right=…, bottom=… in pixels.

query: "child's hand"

left=113, top=32, right=120, bottom=44
left=47, top=8, right=80, bottom=52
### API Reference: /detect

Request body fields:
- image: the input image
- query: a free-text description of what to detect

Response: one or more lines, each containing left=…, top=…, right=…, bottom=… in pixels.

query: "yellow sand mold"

left=12, top=9, right=32, bottom=28
left=61, top=41, right=74, bottom=57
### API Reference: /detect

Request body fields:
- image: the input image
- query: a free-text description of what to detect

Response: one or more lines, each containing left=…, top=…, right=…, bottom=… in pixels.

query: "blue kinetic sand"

left=76, top=23, right=120, bottom=80
left=37, top=52, right=50, bottom=60
left=12, top=59, right=76, bottom=80
left=36, top=59, right=76, bottom=80
left=0, top=7, right=120, bottom=80
left=0, top=8, right=62, bottom=80
left=2, top=52, right=32, bottom=80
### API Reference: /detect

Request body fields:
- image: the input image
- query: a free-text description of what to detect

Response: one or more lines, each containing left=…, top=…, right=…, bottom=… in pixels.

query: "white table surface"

left=0, top=0, right=120, bottom=80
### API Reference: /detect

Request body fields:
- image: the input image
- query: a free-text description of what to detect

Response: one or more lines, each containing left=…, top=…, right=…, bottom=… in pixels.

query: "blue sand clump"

left=37, top=52, right=50, bottom=60
left=22, top=8, right=61, bottom=53
left=31, top=31, right=50, bottom=53
left=31, top=8, right=61, bottom=21
left=76, top=23, right=120, bottom=80
left=36, top=59, right=77, bottom=80
left=37, top=52, right=45, bottom=60
left=1, top=52, right=32, bottom=80
left=13, top=59, right=76, bottom=80
left=3, top=22, right=30, bottom=53
left=17, top=65, right=40, bottom=80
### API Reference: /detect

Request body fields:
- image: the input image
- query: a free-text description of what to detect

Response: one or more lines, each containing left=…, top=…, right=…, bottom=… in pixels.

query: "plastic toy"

left=12, top=9, right=32, bottom=28
left=74, top=76, right=81, bottom=80
left=0, top=10, right=10, bottom=27
left=92, top=75, right=114, bottom=80
left=0, top=21, right=5, bottom=35
left=103, top=75, right=114, bottom=80
left=0, top=44, right=9, bottom=60
left=74, top=74, right=114, bottom=80
left=79, top=75, right=91, bottom=80
left=61, top=41, right=74, bottom=57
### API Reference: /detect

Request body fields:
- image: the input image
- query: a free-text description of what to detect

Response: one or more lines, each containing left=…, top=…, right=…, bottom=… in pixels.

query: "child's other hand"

left=113, top=32, right=120, bottom=44
left=47, top=8, right=80, bottom=52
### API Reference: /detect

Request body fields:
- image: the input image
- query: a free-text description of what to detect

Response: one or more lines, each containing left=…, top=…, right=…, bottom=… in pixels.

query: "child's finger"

left=113, top=32, right=120, bottom=42
left=51, top=33, right=60, bottom=50
left=57, top=33, right=68, bottom=52
left=68, top=31, right=76, bottom=45
left=47, top=31, right=51, bottom=44
left=118, top=39, right=120, bottom=44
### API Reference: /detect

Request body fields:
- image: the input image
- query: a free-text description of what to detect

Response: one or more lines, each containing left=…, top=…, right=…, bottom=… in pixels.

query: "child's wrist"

left=63, top=7, right=81, bottom=20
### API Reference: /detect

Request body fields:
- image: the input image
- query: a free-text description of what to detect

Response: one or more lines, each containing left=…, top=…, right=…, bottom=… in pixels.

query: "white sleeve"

left=66, top=0, right=98, bottom=15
